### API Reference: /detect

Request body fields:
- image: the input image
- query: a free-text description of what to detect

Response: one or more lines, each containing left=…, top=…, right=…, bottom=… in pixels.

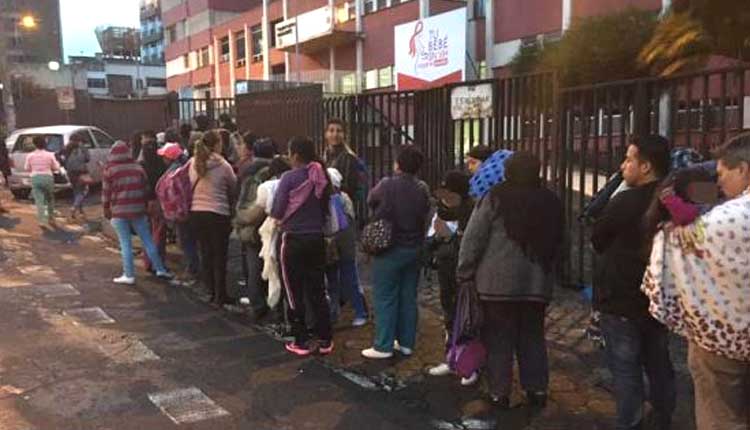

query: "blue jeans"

left=372, top=246, right=420, bottom=352
left=326, top=259, right=368, bottom=322
left=600, top=313, right=676, bottom=430
left=111, top=215, right=167, bottom=278
left=176, top=221, right=199, bottom=275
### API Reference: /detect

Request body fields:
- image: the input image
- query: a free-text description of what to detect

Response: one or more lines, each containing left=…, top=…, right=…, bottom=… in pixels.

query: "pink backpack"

left=156, top=161, right=197, bottom=222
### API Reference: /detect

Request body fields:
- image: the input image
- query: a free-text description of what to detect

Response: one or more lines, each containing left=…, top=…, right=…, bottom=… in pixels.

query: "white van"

left=4, top=125, right=116, bottom=199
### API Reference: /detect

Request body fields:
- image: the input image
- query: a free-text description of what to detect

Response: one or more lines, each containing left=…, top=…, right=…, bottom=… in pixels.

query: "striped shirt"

left=24, top=150, right=60, bottom=177
left=102, top=161, right=148, bottom=219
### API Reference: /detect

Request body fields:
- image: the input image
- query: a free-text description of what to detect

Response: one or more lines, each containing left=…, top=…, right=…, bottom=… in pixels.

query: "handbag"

left=361, top=218, right=394, bottom=255
left=446, top=286, right=486, bottom=378
left=360, top=178, right=394, bottom=255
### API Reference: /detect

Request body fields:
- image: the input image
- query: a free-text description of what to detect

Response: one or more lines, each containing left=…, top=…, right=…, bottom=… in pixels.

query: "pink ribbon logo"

left=409, top=21, right=424, bottom=58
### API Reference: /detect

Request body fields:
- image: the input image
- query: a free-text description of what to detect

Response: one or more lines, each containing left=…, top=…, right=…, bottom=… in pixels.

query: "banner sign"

left=451, top=83, right=493, bottom=119
left=394, top=8, right=466, bottom=91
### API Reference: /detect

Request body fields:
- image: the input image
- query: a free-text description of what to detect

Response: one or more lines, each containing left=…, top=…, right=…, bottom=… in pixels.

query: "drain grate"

left=148, top=387, right=230, bottom=424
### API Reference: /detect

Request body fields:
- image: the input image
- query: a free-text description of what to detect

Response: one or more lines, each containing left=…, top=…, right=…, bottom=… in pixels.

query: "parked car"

left=4, top=125, right=116, bottom=199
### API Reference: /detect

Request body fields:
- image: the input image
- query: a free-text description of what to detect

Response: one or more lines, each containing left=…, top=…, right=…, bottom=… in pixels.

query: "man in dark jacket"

left=591, top=135, right=675, bottom=430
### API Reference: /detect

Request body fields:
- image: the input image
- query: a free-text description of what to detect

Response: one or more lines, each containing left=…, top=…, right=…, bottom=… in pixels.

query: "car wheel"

left=11, top=189, right=30, bottom=200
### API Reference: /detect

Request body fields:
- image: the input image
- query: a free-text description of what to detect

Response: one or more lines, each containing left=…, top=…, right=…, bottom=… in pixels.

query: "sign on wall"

left=451, top=83, right=493, bottom=119
left=394, top=8, right=466, bottom=91
left=56, top=87, right=75, bottom=111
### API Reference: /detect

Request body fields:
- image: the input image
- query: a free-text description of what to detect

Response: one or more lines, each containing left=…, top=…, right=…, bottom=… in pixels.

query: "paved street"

left=0, top=191, right=697, bottom=429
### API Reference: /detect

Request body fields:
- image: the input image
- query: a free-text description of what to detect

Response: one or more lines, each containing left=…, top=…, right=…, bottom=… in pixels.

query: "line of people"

left=74, top=113, right=750, bottom=429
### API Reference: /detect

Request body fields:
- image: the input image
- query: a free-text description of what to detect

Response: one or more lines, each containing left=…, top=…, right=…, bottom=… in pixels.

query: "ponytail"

left=194, top=130, right=222, bottom=177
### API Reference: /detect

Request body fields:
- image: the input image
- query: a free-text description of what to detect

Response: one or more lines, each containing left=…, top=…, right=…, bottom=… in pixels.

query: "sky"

left=60, top=0, right=140, bottom=60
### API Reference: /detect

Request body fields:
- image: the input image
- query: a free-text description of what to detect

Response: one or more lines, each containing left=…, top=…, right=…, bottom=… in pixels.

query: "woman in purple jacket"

left=271, top=136, right=334, bottom=357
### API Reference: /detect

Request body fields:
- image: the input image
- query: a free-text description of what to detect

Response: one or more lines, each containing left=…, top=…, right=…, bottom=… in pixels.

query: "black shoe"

left=526, top=391, right=547, bottom=408
left=252, top=306, right=270, bottom=323
left=490, top=395, right=511, bottom=410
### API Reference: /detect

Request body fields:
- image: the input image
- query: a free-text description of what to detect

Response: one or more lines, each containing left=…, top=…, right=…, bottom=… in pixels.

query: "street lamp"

left=20, top=15, right=38, bottom=30
left=48, top=61, right=60, bottom=71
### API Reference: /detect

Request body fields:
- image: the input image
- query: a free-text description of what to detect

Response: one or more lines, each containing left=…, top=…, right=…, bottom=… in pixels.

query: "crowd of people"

left=1, top=111, right=748, bottom=428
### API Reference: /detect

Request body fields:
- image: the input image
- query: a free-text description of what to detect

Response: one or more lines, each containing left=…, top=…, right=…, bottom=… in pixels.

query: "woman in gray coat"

left=456, top=151, right=564, bottom=410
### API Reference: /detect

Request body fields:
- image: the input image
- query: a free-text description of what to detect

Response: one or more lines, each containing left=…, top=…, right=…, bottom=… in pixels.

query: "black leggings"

left=278, top=232, right=331, bottom=345
left=190, top=211, right=231, bottom=304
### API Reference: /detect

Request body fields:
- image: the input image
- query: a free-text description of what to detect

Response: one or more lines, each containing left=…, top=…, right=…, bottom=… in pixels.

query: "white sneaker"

left=428, top=363, right=452, bottom=376
left=461, top=371, right=479, bottom=386
left=393, top=341, right=413, bottom=356
left=361, top=348, right=393, bottom=359
left=113, top=275, right=135, bottom=285
left=351, top=317, right=368, bottom=327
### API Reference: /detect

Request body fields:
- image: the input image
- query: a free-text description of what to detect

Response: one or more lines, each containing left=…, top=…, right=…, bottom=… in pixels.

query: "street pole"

left=295, top=20, right=300, bottom=83
left=1, top=17, right=18, bottom=132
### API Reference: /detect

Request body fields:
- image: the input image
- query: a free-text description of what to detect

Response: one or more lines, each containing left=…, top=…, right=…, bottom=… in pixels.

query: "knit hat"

left=466, top=145, right=493, bottom=162
left=107, top=140, right=133, bottom=164
left=469, top=149, right=514, bottom=198
left=157, top=142, right=184, bottom=161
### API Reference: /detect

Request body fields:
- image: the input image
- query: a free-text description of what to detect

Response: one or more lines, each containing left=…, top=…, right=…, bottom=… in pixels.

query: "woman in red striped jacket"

left=102, top=141, right=173, bottom=285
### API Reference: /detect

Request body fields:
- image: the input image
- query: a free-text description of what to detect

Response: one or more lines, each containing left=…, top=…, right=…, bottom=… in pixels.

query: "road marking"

left=64, top=307, right=115, bottom=325
left=17, top=265, right=57, bottom=276
left=110, top=340, right=160, bottom=364
left=148, top=387, right=230, bottom=424
left=4, top=283, right=80, bottom=296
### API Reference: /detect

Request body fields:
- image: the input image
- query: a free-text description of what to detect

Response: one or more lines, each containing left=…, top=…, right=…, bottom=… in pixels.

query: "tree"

left=640, top=0, right=750, bottom=76
left=509, top=8, right=657, bottom=87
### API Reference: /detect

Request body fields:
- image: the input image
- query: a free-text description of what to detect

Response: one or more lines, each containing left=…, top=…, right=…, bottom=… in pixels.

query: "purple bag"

left=446, top=287, right=487, bottom=378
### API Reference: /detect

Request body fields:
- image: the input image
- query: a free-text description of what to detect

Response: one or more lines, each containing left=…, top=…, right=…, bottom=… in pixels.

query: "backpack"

left=156, top=161, right=197, bottom=222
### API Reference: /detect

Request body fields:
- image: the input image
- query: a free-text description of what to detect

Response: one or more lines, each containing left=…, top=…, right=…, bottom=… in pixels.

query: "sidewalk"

left=79, top=195, right=696, bottom=429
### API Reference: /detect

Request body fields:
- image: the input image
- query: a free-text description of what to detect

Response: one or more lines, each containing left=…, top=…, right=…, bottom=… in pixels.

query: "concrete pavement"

left=0, top=190, right=697, bottom=429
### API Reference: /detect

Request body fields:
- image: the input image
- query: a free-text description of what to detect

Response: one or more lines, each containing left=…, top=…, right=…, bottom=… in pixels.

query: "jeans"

left=279, top=232, right=331, bottom=345
left=372, top=246, right=420, bottom=352
left=326, top=259, right=368, bottom=322
left=190, top=211, right=231, bottom=303
left=31, top=175, right=54, bottom=224
left=600, top=313, right=676, bottom=430
left=688, top=342, right=749, bottom=430
left=110, top=215, right=167, bottom=278
left=69, top=174, right=88, bottom=211
left=175, top=221, right=199, bottom=275
left=481, top=301, right=548, bottom=397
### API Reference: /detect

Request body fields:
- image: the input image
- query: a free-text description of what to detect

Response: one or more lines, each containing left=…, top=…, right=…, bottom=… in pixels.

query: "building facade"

left=140, top=0, right=166, bottom=65
left=0, top=0, right=63, bottom=64
left=70, top=55, right=168, bottom=98
left=163, top=0, right=669, bottom=98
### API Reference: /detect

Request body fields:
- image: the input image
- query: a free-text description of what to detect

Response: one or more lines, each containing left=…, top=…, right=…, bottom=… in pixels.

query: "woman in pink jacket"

left=24, top=136, right=61, bottom=228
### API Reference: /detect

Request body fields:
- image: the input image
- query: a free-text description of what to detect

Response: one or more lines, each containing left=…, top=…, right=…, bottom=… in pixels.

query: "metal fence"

left=233, top=65, right=750, bottom=286
left=558, top=65, right=750, bottom=286
left=167, top=96, right=235, bottom=128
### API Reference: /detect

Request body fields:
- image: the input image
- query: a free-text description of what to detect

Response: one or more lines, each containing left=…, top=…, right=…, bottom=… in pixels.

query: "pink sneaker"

left=318, top=341, right=334, bottom=355
left=285, top=342, right=312, bottom=356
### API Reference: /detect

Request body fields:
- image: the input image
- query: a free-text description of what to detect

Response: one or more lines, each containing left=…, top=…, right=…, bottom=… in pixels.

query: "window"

left=167, top=25, right=177, bottom=43
left=378, top=66, right=393, bottom=88
left=13, top=134, right=64, bottom=153
left=234, top=31, right=245, bottom=63
left=341, top=74, right=357, bottom=94
left=197, top=46, right=210, bottom=67
left=87, top=78, right=106, bottom=89
left=472, top=0, right=486, bottom=19
left=91, top=130, right=115, bottom=148
left=220, top=37, right=230, bottom=63
left=147, top=78, right=167, bottom=87
left=365, top=70, right=378, bottom=90
left=72, top=131, right=95, bottom=149
left=183, top=54, right=190, bottom=69
left=251, top=24, right=263, bottom=63
left=136, top=79, right=144, bottom=90
left=364, top=0, right=376, bottom=13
